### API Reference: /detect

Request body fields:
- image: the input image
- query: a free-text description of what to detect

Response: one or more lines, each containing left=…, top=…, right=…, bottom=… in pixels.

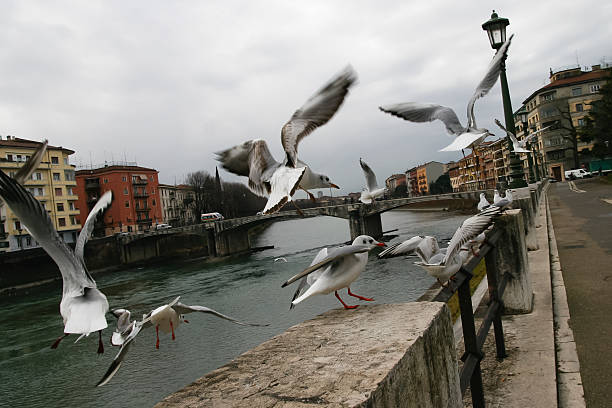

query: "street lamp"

left=482, top=10, right=527, bottom=188
left=519, top=110, right=538, bottom=182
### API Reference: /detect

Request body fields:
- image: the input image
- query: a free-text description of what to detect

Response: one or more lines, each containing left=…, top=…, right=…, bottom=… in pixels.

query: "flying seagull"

left=359, top=158, right=386, bottom=204
left=216, top=66, right=356, bottom=214
left=97, top=296, right=268, bottom=386
left=0, top=150, right=112, bottom=354
left=377, top=235, right=426, bottom=259
left=379, top=35, right=514, bottom=152
left=415, top=206, right=502, bottom=285
left=282, top=235, right=385, bottom=309
left=494, top=119, right=551, bottom=153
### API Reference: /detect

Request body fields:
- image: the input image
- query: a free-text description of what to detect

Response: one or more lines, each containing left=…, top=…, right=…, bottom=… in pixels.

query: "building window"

left=69, top=202, right=75, bottom=211
left=6, top=154, right=13, bottom=161
left=64, top=170, right=75, bottom=181
left=64, top=158, right=69, bottom=165
left=14, top=221, right=21, bottom=230
left=53, top=173, right=61, bottom=181
left=51, top=156, right=59, bottom=164
left=124, top=187, right=129, bottom=195
left=149, top=176, right=154, bottom=181
left=57, top=203, right=64, bottom=212
left=122, top=176, right=127, bottom=182
left=590, top=84, right=600, bottom=93
left=125, top=201, right=130, bottom=208
left=575, top=103, right=583, bottom=112
left=578, top=118, right=586, bottom=126
left=152, top=199, right=156, bottom=206
left=58, top=218, right=66, bottom=227
left=571, top=87, right=582, bottom=96
left=55, top=187, right=63, bottom=196
left=26, top=236, right=32, bottom=246
left=541, top=92, right=555, bottom=102
left=66, top=187, right=74, bottom=196
left=104, top=178, right=108, bottom=183
left=32, top=172, right=43, bottom=180
left=70, top=216, right=77, bottom=225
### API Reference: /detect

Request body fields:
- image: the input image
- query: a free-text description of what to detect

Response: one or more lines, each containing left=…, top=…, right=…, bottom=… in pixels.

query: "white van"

left=201, top=212, right=224, bottom=222
left=564, top=168, right=591, bottom=180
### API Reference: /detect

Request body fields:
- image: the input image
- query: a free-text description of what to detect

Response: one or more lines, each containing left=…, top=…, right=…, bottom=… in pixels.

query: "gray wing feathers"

left=467, top=34, right=514, bottom=128
left=281, top=65, right=357, bottom=167
left=494, top=119, right=519, bottom=145
left=379, top=103, right=465, bottom=136
left=173, top=302, right=268, bottom=326
left=97, top=320, right=145, bottom=387
left=0, top=169, right=94, bottom=296
left=359, top=158, right=379, bottom=191
left=14, top=140, right=48, bottom=185
left=75, top=190, right=113, bottom=263
left=282, top=245, right=370, bottom=287
left=443, top=206, right=501, bottom=264
left=290, top=248, right=328, bottom=309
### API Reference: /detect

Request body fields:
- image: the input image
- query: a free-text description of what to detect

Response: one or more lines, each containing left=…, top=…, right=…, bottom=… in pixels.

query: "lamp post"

left=482, top=10, right=527, bottom=188
left=519, top=111, right=538, bottom=182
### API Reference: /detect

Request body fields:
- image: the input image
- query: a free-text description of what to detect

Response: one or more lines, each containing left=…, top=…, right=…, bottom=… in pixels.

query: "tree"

left=579, top=70, right=612, bottom=159
left=556, top=105, right=580, bottom=169
left=392, top=184, right=408, bottom=198
left=429, top=174, right=452, bottom=195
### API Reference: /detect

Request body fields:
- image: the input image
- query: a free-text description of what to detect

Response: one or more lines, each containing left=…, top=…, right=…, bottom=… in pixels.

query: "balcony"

left=137, top=218, right=152, bottom=224
left=134, top=192, right=149, bottom=198
left=135, top=207, right=150, bottom=212
left=132, top=177, right=148, bottom=186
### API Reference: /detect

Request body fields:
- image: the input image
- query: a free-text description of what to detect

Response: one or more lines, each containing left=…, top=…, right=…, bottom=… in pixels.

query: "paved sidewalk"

left=548, top=178, right=612, bottom=408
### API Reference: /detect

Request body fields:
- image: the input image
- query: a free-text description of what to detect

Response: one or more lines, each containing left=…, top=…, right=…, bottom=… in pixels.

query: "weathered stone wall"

left=156, top=302, right=463, bottom=408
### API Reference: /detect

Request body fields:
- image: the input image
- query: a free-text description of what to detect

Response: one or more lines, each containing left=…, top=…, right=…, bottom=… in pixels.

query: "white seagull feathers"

left=359, top=158, right=386, bottom=204
left=495, top=119, right=552, bottom=153
left=0, top=150, right=112, bottom=351
left=379, top=35, right=514, bottom=152
left=283, top=235, right=385, bottom=309
left=97, top=296, right=268, bottom=386
left=216, top=66, right=357, bottom=214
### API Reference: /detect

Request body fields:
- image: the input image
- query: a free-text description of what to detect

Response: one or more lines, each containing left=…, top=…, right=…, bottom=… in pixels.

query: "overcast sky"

left=1, top=1, right=611, bottom=196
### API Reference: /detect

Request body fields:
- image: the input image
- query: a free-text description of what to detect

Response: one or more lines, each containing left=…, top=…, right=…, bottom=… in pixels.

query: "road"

left=548, top=177, right=612, bottom=407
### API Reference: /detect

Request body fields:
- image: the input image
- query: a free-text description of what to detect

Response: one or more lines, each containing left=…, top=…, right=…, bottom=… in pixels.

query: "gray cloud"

left=1, top=0, right=610, bottom=197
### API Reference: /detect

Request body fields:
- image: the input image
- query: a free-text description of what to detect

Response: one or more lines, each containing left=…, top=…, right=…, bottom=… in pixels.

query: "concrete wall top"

left=156, top=302, right=462, bottom=408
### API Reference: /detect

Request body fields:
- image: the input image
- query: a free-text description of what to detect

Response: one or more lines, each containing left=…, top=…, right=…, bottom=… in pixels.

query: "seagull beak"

left=330, top=183, right=340, bottom=189
left=376, top=242, right=386, bottom=247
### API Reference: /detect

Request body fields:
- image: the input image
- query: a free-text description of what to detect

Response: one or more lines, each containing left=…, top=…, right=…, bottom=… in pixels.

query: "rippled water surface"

left=0, top=210, right=468, bottom=408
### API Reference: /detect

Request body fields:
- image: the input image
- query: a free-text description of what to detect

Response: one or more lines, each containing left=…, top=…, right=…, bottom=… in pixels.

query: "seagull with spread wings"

left=0, top=146, right=113, bottom=354
left=216, top=66, right=356, bottom=214
left=359, top=158, right=386, bottom=204
left=97, top=296, right=268, bottom=386
left=377, top=235, right=426, bottom=259
left=495, top=119, right=551, bottom=153
left=282, top=235, right=385, bottom=309
left=379, top=35, right=514, bottom=153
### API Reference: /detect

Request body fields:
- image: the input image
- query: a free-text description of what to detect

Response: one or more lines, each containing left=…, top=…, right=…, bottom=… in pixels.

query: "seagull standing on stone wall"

left=216, top=66, right=356, bottom=214
left=379, top=35, right=514, bottom=153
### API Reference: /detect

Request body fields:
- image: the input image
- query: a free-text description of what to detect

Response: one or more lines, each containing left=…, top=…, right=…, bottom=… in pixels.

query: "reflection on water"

left=0, top=210, right=467, bottom=408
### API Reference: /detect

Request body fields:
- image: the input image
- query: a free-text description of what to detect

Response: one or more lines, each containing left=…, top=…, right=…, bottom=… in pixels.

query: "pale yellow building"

left=158, top=183, right=197, bottom=227
left=0, top=136, right=81, bottom=252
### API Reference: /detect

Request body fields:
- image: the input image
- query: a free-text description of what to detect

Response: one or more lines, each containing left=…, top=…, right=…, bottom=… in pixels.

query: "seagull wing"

left=524, top=125, right=552, bottom=143
left=173, top=303, right=268, bottom=326
left=281, top=65, right=357, bottom=167
left=0, top=169, right=94, bottom=297
left=290, top=247, right=328, bottom=309
left=378, top=236, right=423, bottom=259
left=466, top=34, right=514, bottom=128
left=216, top=139, right=279, bottom=197
left=281, top=244, right=370, bottom=287
left=494, top=119, right=520, bottom=148
left=443, top=206, right=501, bottom=264
left=97, top=319, right=147, bottom=387
left=359, top=158, right=379, bottom=191
left=14, top=140, right=48, bottom=185
left=415, top=236, right=440, bottom=263
left=379, top=102, right=465, bottom=136
left=75, top=190, right=113, bottom=263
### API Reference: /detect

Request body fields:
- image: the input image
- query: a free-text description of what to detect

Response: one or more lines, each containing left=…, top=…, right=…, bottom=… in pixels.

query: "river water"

left=0, top=209, right=468, bottom=408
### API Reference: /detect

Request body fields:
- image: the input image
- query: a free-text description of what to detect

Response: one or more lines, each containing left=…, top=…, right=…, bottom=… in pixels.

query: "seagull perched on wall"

left=216, top=66, right=356, bottom=214
left=493, top=189, right=513, bottom=208
left=97, top=296, right=268, bottom=386
left=359, top=158, right=386, bottom=204
left=477, top=193, right=491, bottom=211
left=379, top=35, right=514, bottom=153
left=0, top=147, right=113, bottom=354
left=282, top=235, right=385, bottom=309
left=494, top=119, right=551, bottom=153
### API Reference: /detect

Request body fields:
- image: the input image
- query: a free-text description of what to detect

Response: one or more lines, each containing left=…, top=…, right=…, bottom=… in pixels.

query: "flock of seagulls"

left=0, top=35, right=520, bottom=388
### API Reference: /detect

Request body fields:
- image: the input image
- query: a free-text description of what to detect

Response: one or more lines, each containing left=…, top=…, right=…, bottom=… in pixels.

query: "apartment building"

left=409, top=161, right=445, bottom=195
left=518, top=64, right=609, bottom=180
left=385, top=173, right=407, bottom=192
left=159, top=184, right=196, bottom=226
left=0, top=136, right=80, bottom=252
left=75, top=163, right=162, bottom=236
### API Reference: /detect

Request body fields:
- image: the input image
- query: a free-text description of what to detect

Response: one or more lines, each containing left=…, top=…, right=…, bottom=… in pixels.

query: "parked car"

left=564, top=168, right=591, bottom=180
left=155, top=223, right=172, bottom=230
left=201, top=212, right=224, bottom=222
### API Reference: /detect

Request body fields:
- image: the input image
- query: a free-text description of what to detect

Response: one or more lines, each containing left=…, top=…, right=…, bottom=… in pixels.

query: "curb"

left=545, top=194, right=586, bottom=407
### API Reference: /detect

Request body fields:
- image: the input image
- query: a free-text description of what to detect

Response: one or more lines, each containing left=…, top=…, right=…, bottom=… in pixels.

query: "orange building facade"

left=75, top=165, right=162, bottom=236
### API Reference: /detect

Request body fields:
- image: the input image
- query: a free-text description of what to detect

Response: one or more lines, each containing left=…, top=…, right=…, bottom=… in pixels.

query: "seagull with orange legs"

left=283, top=235, right=385, bottom=309
left=97, top=297, right=268, bottom=386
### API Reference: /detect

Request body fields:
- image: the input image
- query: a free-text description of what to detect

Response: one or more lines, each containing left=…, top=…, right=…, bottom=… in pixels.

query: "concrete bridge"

left=121, top=191, right=481, bottom=257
